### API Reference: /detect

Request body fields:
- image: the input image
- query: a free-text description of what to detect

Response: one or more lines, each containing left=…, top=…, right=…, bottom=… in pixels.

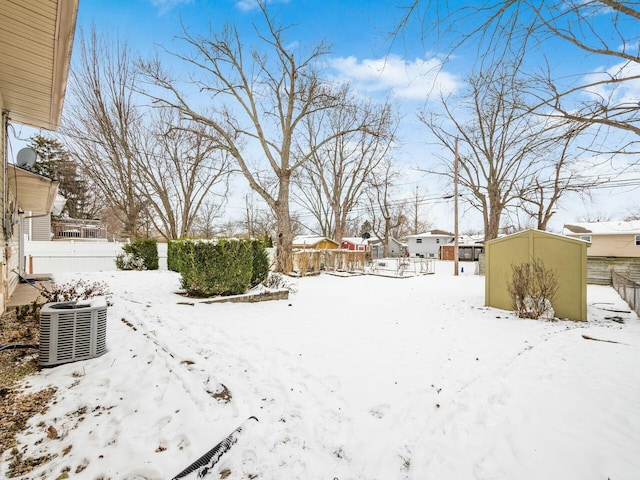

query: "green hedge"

left=251, top=239, right=270, bottom=287
left=170, top=238, right=269, bottom=297
left=167, top=240, right=187, bottom=272
left=116, top=239, right=159, bottom=270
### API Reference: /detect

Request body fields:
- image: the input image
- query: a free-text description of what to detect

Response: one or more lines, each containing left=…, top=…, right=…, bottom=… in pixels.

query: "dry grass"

left=0, top=303, right=59, bottom=477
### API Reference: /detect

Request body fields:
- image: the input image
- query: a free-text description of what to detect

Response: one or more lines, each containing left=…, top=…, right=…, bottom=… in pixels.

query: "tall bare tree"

left=134, top=109, right=230, bottom=240
left=366, top=159, right=407, bottom=257
left=421, top=65, right=559, bottom=240
left=398, top=0, right=640, bottom=155
left=139, top=5, right=375, bottom=271
left=517, top=125, right=599, bottom=230
left=62, top=27, right=147, bottom=238
left=295, top=93, right=396, bottom=243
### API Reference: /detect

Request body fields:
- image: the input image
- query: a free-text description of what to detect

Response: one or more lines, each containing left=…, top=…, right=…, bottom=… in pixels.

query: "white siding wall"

left=25, top=241, right=169, bottom=273
left=407, top=236, right=450, bottom=258
left=27, top=213, right=52, bottom=241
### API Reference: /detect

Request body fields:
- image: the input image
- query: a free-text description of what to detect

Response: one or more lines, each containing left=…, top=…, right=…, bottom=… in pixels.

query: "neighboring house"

left=0, top=0, right=78, bottom=312
left=404, top=230, right=454, bottom=258
left=369, top=237, right=407, bottom=259
left=292, top=235, right=339, bottom=250
left=340, top=236, right=371, bottom=253
left=440, top=237, right=485, bottom=261
left=563, top=220, right=640, bottom=258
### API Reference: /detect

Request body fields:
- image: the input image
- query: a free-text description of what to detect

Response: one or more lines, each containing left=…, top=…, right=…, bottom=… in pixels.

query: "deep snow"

left=2, top=262, right=639, bottom=480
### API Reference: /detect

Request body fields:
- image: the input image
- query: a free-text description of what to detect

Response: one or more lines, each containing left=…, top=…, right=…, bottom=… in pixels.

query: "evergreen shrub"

left=167, top=240, right=189, bottom=272
left=116, top=239, right=159, bottom=270
left=251, top=239, right=270, bottom=287
left=179, top=239, right=253, bottom=296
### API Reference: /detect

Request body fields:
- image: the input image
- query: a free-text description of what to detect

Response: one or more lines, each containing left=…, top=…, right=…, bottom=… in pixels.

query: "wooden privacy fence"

left=292, top=249, right=368, bottom=276
left=612, top=270, right=640, bottom=317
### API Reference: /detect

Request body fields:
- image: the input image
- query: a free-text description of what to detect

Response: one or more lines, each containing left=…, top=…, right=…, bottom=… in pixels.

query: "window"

left=636, top=235, right=640, bottom=246
left=580, top=235, right=591, bottom=243
left=416, top=238, right=422, bottom=244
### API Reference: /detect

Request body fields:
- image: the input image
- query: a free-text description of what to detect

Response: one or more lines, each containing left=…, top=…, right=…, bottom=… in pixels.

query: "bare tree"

left=398, top=0, right=640, bottom=155
left=421, top=65, right=554, bottom=240
left=134, top=109, right=230, bottom=240
left=294, top=93, right=396, bottom=243
left=139, top=5, right=374, bottom=272
left=62, top=27, right=147, bottom=238
left=517, top=125, right=601, bottom=230
left=292, top=167, right=334, bottom=237
left=366, top=159, right=406, bottom=257
left=407, top=186, right=432, bottom=235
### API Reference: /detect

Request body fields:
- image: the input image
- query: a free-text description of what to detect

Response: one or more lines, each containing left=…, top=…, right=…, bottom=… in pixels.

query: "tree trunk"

left=274, top=174, right=293, bottom=273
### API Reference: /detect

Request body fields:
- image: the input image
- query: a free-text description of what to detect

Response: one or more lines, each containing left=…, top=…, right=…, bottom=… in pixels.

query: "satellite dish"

left=16, top=148, right=37, bottom=169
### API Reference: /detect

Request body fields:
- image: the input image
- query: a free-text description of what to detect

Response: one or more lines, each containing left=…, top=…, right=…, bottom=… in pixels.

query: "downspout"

left=2, top=110, right=9, bottom=308
left=2, top=110, right=8, bottom=242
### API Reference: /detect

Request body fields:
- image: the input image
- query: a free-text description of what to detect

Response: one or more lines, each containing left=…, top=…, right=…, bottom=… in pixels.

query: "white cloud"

left=235, top=0, right=291, bottom=12
left=150, top=0, right=193, bottom=15
left=581, top=59, right=640, bottom=105
left=328, top=54, right=460, bottom=101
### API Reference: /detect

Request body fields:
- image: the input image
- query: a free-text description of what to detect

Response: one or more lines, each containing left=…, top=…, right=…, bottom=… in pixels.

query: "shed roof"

left=563, top=220, right=640, bottom=236
left=485, top=228, right=589, bottom=246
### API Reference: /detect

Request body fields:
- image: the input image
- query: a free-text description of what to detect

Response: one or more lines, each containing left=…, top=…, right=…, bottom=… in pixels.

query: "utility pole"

left=414, top=185, right=419, bottom=235
left=454, top=137, right=459, bottom=276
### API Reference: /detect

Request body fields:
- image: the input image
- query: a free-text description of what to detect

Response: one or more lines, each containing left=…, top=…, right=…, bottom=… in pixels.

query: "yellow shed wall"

left=486, top=230, right=587, bottom=321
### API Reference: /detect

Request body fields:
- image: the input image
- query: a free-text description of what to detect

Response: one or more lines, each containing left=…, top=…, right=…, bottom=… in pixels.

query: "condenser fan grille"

left=39, top=299, right=108, bottom=367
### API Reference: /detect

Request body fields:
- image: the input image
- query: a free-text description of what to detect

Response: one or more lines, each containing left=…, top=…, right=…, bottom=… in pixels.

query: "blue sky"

left=11, top=0, right=638, bottom=232
left=72, top=0, right=467, bottom=227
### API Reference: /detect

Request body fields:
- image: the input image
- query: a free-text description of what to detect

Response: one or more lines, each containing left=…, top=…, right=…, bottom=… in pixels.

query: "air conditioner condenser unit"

left=39, top=298, right=108, bottom=367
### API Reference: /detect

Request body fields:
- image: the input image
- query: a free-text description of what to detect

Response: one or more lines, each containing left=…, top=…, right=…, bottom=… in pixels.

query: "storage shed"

left=485, top=229, right=588, bottom=321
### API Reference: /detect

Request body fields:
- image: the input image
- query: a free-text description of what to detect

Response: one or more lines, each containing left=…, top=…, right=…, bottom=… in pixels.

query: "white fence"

left=366, top=257, right=436, bottom=277
left=24, top=241, right=169, bottom=273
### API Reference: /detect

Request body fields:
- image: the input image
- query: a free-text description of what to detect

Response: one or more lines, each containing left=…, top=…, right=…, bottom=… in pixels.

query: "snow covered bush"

left=508, top=258, right=558, bottom=320
left=115, top=252, right=146, bottom=271
left=116, top=239, right=159, bottom=271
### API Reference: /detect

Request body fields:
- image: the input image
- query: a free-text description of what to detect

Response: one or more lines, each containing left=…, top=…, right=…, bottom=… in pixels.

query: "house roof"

left=340, top=237, right=369, bottom=245
left=563, top=220, right=640, bottom=236
left=8, top=165, right=59, bottom=213
left=405, top=229, right=455, bottom=238
left=0, top=0, right=79, bottom=130
left=292, top=235, right=339, bottom=247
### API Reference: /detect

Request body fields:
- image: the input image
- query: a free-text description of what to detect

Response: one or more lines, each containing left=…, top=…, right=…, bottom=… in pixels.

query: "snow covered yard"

left=2, top=262, right=639, bottom=480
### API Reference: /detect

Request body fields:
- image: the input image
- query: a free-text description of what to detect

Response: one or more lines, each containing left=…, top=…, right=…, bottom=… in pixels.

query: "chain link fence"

left=611, top=270, right=640, bottom=317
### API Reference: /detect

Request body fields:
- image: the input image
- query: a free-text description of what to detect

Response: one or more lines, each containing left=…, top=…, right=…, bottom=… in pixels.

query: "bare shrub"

left=40, top=280, right=112, bottom=305
left=263, top=273, right=298, bottom=293
left=508, top=258, right=558, bottom=319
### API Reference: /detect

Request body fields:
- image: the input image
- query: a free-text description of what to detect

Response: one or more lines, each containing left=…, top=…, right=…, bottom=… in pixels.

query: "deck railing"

left=51, top=219, right=107, bottom=240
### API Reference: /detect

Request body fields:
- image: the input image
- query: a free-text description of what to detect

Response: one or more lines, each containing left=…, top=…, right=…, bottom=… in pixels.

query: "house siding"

left=25, top=213, right=52, bottom=241
left=406, top=236, right=450, bottom=258
left=0, top=96, right=5, bottom=311
left=574, top=234, right=640, bottom=258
